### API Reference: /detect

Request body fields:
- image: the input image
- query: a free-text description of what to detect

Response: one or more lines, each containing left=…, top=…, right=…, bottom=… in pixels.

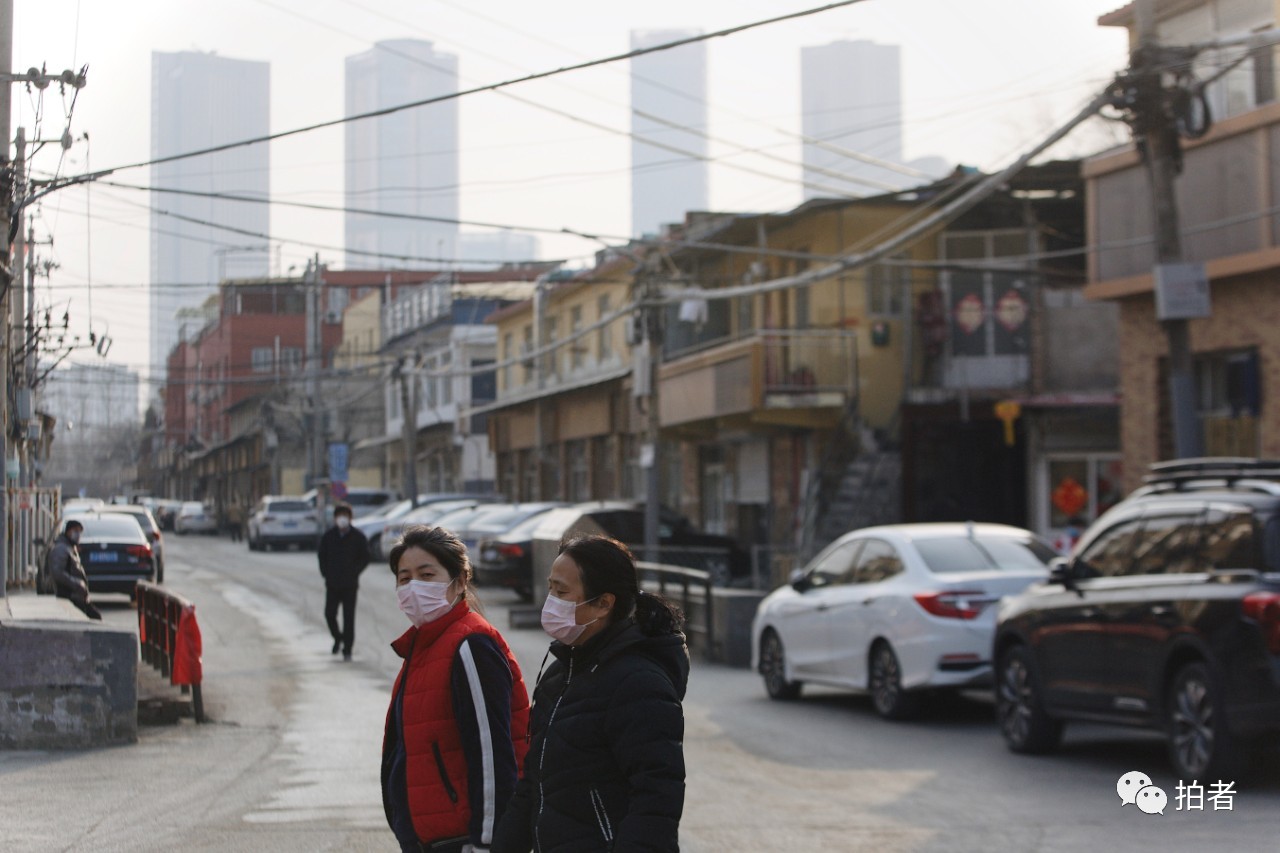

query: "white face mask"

left=541, top=593, right=601, bottom=645
left=67, top=531, right=81, bottom=544
left=397, top=580, right=457, bottom=627
left=336, top=516, right=351, bottom=531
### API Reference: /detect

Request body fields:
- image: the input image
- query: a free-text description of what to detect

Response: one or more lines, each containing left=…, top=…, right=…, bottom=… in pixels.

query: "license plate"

left=482, top=548, right=499, bottom=562
left=282, top=521, right=297, bottom=528
left=89, top=551, right=116, bottom=563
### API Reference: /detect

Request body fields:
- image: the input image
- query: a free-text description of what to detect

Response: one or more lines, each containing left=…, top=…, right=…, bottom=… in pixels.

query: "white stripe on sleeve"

left=459, top=640, right=498, bottom=844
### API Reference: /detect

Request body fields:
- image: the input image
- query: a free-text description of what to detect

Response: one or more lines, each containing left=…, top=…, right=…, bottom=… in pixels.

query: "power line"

left=659, top=84, right=1115, bottom=304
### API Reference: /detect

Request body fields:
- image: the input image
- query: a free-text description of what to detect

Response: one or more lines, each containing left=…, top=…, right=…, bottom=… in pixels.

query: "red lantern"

left=1052, top=476, right=1088, bottom=518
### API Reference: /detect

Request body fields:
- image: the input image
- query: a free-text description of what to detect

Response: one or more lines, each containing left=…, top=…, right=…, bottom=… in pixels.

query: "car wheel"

left=996, top=644, right=1064, bottom=754
left=869, top=642, right=920, bottom=721
left=759, top=630, right=802, bottom=700
left=1167, top=661, right=1240, bottom=780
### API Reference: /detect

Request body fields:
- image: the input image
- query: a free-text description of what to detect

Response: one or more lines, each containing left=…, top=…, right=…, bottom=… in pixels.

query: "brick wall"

left=1117, top=274, right=1280, bottom=492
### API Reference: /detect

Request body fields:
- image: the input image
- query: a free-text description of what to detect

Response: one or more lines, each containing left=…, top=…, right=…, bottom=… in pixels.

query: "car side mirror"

left=789, top=568, right=811, bottom=592
left=1048, top=557, right=1075, bottom=588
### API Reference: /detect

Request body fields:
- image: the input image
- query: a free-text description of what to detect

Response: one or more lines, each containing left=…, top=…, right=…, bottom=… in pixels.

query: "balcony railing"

left=759, top=330, right=857, bottom=399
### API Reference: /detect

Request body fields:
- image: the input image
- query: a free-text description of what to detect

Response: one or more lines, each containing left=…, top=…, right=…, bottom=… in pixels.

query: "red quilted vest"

left=387, top=603, right=531, bottom=844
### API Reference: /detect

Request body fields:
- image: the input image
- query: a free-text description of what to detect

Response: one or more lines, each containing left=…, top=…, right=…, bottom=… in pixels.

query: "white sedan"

left=752, top=523, right=1055, bottom=720
left=174, top=501, right=218, bottom=535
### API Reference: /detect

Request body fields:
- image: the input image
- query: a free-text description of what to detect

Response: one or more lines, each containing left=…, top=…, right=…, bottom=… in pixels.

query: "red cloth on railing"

left=171, top=604, right=203, bottom=686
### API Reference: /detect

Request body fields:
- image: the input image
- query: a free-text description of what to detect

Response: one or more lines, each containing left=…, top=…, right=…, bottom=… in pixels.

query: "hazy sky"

left=14, top=0, right=1131, bottom=389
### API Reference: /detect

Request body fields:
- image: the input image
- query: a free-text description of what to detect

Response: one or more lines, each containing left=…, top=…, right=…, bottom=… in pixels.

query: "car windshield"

left=347, top=492, right=391, bottom=507
left=502, top=511, right=554, bottom=540
left=268, top=501, right=309, bottom=513
left=79, top=515, right=147, bottom=542
left=470, top=506, right=537, bottom=531
left=433, top=507, right=489, bottom=530
left=108, top=511, right=154, bottom=532
left=363, top=500, right=406, bottom=521
left=914, top=535, right=1056, bottom=574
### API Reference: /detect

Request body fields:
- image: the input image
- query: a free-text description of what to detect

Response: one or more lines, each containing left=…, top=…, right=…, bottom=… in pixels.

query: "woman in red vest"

left=383, top=525, right=532, bottom=853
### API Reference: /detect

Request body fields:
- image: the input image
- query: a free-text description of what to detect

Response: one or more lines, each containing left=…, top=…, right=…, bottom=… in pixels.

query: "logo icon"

left=1137, top=786, right=1168, bottom=815
left=1117, top=770, right=1151, bottom=806
left=1118, top=771, right=1165, bottom=816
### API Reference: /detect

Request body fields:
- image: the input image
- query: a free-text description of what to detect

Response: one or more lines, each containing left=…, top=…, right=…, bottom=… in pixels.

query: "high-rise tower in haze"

left=150, top=51, right=270, bottom=380
left=345, top=40, right=459, bottom=269
left=801, top=40, right=903, bottom=199
left=630, top=30, right=708, bottom=237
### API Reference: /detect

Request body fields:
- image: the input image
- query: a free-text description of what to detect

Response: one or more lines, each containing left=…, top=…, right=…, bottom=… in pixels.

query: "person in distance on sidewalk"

left=491, top=535, right=689, bottom=853
left=317, top=501, right=369, bottom=661
left=382, top=525, right=531, bottom=853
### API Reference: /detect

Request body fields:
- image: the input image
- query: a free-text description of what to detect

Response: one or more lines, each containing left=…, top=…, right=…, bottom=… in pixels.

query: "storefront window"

left=1043, top=455, right=1124, bottom=554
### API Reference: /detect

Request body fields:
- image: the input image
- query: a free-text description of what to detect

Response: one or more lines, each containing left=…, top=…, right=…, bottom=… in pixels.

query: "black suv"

left=994, top=458, right=1280, bottom=779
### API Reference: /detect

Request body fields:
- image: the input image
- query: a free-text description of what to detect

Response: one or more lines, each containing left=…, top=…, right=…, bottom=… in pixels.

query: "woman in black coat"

left=492, top=535, right=689, bottom=853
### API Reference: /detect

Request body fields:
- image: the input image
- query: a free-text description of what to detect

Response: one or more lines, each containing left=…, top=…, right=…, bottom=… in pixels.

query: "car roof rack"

left=1144, top=457, right=1280, bottom=489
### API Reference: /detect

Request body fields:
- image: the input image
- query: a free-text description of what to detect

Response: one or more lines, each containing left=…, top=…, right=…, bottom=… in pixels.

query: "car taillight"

left=498, top=544, right=525, bottom=558
left=913, top=590, right=989, bottom=620
left=126, top=544, right=152, bottom=560
left=1243, top=592, right=1280, bottom=655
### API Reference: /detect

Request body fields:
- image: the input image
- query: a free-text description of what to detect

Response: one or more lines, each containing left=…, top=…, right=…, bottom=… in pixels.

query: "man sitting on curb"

left=47, top=519, right=103, bottom=621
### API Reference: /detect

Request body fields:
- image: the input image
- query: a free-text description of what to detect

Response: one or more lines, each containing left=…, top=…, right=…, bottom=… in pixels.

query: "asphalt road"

left=2, top=534, right=1277, bottom=852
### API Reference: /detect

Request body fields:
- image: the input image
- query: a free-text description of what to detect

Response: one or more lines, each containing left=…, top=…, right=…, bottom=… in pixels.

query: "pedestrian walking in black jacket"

left=318, top=501, right=370, bottom=661
left=492, top=535, right=689, bottom=853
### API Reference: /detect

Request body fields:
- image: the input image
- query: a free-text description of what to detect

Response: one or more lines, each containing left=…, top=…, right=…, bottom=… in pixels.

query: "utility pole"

left=639, top=264, right=664, bottom=564
left=1133, top=0, right=1204, bottom=458
left=397, top=353, right=419, bottom=506
left=11, top=126, right=24, bottom=489
left=0, top=0, right=13, bottom=595
left=304, top=254, right=327, bottom=535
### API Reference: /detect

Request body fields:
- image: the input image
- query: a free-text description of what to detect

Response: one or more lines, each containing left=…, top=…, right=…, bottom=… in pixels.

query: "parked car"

left=752, top=522, right=1055, bottom=720
left=994, top=457, right=1280, bottom=779
left=374, top=496, right=506, bottom=560
left=175, top=501, right=218, bottom=535
left=302, top=487, right=400, bottom=528
left=475, top=505, right=571, bottom=600
left=570, top=501, right=752, bottom=586
left=356, top=493, right=491, bottom=558
left=63, top=497, right=105, bottom=514
left=247, top=496, right=319, bottom=551
left=61, top=511, right=156, bottom=596
left=99, top=504, right=166, bottom=584
left=459, top=502, right=564, bottom=555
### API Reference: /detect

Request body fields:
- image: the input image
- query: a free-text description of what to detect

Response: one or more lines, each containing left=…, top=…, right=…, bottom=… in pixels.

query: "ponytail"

left=634, top=589, right=683, bottom=637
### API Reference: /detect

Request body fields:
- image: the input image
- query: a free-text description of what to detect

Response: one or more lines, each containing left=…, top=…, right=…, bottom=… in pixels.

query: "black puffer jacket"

left=317, top=525, right=369, bottom=589
left=492, top=619, right=689, bottom=853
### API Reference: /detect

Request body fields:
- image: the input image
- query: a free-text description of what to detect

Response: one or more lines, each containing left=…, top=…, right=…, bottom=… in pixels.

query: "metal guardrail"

left=5, top=486, right=61, bottom=589
left=636, top=561, right=717, bottom=661
left=136, top=581, right=205, bottom=722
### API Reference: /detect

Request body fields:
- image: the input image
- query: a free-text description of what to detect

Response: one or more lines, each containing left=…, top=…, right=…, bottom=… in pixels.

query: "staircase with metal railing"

left=797, top=408, right=904, bottom=563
